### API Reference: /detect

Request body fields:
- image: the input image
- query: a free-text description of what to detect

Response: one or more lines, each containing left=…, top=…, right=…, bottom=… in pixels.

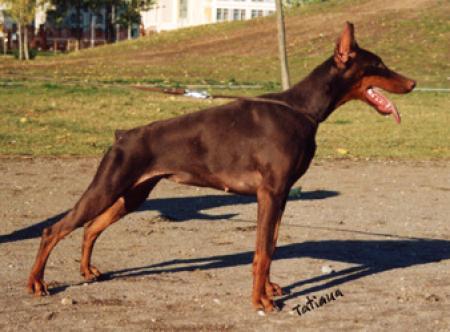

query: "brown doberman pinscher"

left=27, top=22, right=416, bottom=312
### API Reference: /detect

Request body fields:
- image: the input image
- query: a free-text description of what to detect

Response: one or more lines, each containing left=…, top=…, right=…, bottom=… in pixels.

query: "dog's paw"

left=80, top=265, right=102, bottom=281
left=27, top=276, right=49, bottom=296
left=252, top=294, right=279, bottom=313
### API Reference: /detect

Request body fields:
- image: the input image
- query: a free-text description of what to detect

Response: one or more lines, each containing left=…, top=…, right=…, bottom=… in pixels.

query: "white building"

left=1, top=0, right=276, bottom=43
left=0, top=3, right=48, bottom=31
left=0, top=4, right=12, bottom=29
left=141, top=0, right=275, bottom=32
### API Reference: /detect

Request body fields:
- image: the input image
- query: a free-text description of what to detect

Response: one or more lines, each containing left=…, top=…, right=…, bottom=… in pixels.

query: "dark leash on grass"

left=131, top=84, right=278, bottom=100
left=131, top=85, right=319, bottom=125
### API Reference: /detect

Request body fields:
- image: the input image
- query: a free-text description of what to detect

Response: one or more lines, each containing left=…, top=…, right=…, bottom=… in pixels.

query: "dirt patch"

left=1, top=157, right=449, bottom=331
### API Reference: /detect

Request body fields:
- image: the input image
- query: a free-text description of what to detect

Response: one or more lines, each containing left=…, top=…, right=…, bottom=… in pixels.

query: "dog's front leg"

left=264, top=210, right=286, bottom=298
left=252, top=188, right=284, bottom=312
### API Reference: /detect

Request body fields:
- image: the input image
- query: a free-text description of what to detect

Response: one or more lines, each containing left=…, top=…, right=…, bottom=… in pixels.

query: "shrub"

left=12, top=48, right=38, bottom=60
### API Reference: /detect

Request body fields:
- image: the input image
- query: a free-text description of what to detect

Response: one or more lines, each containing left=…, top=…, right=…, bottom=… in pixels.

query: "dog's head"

left=333, top=22, right=416, bottom=123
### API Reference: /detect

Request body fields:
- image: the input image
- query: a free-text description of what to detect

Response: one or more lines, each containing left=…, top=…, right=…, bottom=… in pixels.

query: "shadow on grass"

left=0, top=190, right=339, bottom=244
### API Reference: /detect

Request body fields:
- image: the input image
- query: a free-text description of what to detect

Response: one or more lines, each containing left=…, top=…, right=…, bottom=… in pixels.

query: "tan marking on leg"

left=80, top=198, right=126, bottom=280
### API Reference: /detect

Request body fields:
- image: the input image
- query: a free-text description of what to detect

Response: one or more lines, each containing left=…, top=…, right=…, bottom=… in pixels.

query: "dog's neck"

left=282, top=58, right=349, bottom=123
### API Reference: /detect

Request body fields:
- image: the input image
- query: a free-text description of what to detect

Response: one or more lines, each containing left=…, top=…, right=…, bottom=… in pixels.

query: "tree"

left=47, top=0, right=100, bottom=48
left=85, top=0, right=105, bottom=47
left=117, top=0, right=154, bottom=40
left=46, top=0, right=81, bottom=48
left=0, top=0, right=37, bottom=60
left=45, top=0, right=155, bottom=45
left=275, top=0, right=290, bottom=90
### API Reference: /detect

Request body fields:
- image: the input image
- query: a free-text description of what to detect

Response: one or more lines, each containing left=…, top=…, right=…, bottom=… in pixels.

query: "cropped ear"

left=334, top=22, right=357, bottom=67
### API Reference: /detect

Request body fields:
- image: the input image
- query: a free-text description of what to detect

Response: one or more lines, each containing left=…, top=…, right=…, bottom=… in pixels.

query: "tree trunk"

left=90, top=14, right=96, bottom=48
left=275, top=0, right=290, bottom=90
left=77, top=2, right=82, bottom=49
left=111, top=5, right=116, bottom=43
left=24, top=26, right=30, bottom=60
left=2, top=37, right=6, bottom=55
left=127, top=24, right=131, bottom=40
left=17, top=22, right=23, bottom=60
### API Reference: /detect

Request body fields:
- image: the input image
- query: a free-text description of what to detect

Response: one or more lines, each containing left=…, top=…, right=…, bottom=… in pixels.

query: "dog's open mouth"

left=365, top=88, right=401, bottom=124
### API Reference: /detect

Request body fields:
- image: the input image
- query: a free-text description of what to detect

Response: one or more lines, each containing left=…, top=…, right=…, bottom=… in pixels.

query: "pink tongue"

left=366, top=88, right=401, bottom=124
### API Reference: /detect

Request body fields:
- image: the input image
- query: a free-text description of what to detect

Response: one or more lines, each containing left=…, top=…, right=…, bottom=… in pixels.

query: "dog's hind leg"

left=80, top=178, right=160, bottom=281
left=79, top=197, right=127, bottom=281
left=27, top=147, right=144, bottom=296
left=26, top=204, right=110, bottom=296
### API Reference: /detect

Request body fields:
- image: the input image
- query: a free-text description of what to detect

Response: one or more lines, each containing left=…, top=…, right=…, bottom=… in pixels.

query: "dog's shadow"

left=6, top=190, right=450, bottom=307
left=0, top=189, right=338, bottom=244
left=138, top=189, right=338, bottom=221
left=71, top=238, right=450, bottom=308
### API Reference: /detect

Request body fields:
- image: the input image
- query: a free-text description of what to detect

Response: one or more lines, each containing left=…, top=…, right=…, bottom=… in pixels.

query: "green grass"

left=0, top=83, right=216, bottom=155
left=0, top=0, right=448, bottom=159
left=0, top=83, right=448, bottom=159
left=317, top=92, right=450, bottom=159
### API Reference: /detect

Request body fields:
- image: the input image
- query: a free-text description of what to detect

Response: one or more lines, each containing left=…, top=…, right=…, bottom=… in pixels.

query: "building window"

left=179, top=0, right=188, bottom=19
left=233, top=9, right=239, bottom=21
left=217, top=8, right=221, bottom=21
left=217, top=8, right=229, bottom=21
left=232, top=9, right=246, bottom=21
left=251, top=9, right=263, bottom=18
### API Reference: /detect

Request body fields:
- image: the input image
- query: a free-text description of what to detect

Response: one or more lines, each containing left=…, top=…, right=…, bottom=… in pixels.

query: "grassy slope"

left=1, top=0, right=449, bottom=86
left=0, top=0, right=449, bottom=158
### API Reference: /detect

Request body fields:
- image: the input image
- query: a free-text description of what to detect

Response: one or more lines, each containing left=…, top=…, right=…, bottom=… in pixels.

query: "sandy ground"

left=1, top=157, right=449, bottom=331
